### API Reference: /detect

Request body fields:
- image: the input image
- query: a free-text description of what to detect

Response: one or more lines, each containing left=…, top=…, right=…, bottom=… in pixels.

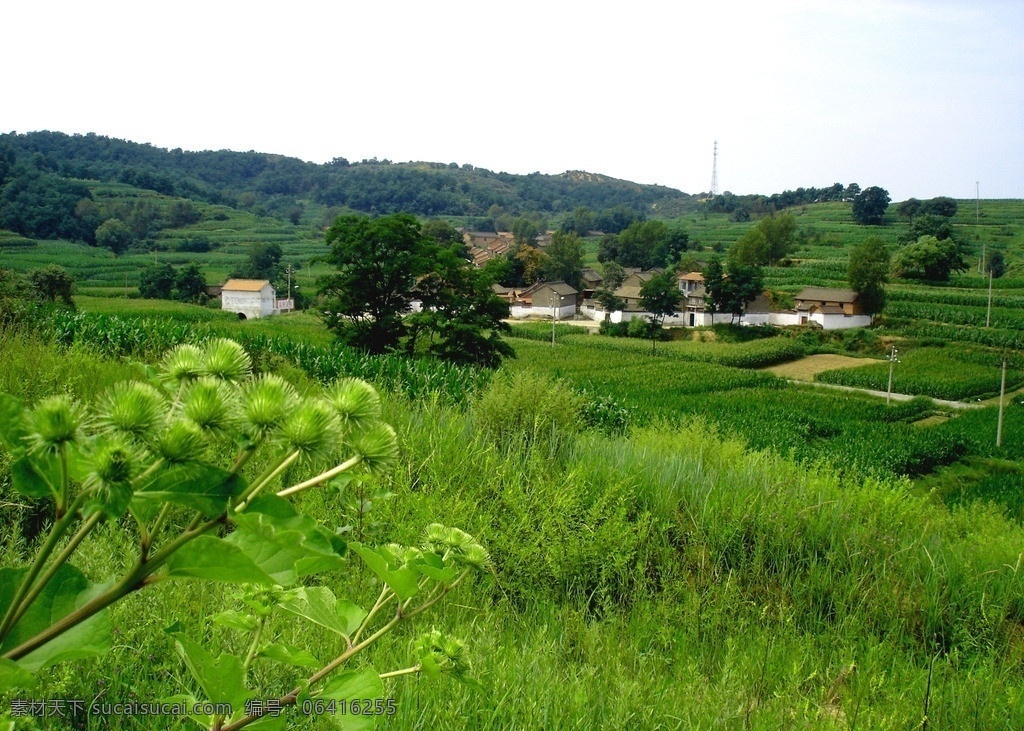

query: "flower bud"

left=24, top=395, right=85, bottom=455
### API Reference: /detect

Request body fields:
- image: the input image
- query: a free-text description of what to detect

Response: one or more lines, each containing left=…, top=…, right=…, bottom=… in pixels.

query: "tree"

left=318, top=213, right=433, bottom=353
left=138, top=261, right=176, bottom=299
left=639, top=272, right=682, bottom=352
left=985, top=249, right=1006, bottom=279
left=919, top=196, right=957, bottom=219
left=852, top=186, right=891, bottom=225
left=704, top=260, right=763, bottom=324
left=847, top=236, right=890, bottom=313
left=729, top=213, right=797, bottom=267
left=422, top=218, right=464, bottom=248
left=592, top=261, right=627, bottom=321
left=28, top=264, right=75, bottom=306
left=174, top=262, right=207, bottom=302
left=896, top=198, right=922, bottom=222
left=897, top=213, right=955, bottom=246
left=542, top=231, right=584, bottom=289
left=513, top=245, right=549, bottom=286
left=891, top=235, right=966, bottom=282
left=238, top=242, right=283, bottom=281
left=406, top=245, right=513, bottom=368
left=94, top=217, right=135, bottom=254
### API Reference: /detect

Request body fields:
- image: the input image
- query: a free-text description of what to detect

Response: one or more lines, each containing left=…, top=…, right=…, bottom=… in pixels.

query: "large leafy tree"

left=28, top=264, right=75, bottom=307
left=406, top=246, right=513, bottom=368
left=542, top=231, right=584, bottom=289
left=318, top=213, right=512, bottom=366
left=852, top=186, right=891, bottom=225
left=891, top=235, right=966, bottom=282
left=847, top=236, right=890, bottom=313
left=729, top=213, right=797, bottom=267
left=139, top=261, right=176, bottom=299
left=704, top=260, right=763, bottom=324
left=318, top=214, right=434, bottom=353
left=639, top=272, right=682, bottom=352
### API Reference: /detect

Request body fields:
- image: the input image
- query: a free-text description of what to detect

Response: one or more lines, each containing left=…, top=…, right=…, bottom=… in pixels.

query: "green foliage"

left=541, top=230, right=584, bottom=289
left=471, top=371, right=583, bottom=452
left=94, top=217, right=135, bottom=254
left=26, top=265, right=74, bottom=307
left=139, top=261, right=176, bottom=299
left=851, top=185, right=890, bottom=225
left=0, top=339, right=487, bottom=729
left=892, top=235, right=967, bottom=281
left=704, top=259, right=764, bottom=323
left=728, top=213, right=796, bottom=266
left=846, top=235, right=890, bottom=313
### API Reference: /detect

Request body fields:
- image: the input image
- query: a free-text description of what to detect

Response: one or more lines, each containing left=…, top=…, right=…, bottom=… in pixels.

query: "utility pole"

left=986, top=265, right=993, bottom=327
left=977, top=182, right=984, bottom=275
left=997, top=355, right=1006, bottom=448
left=886, top=346, right=900, bottom=405
left=709, top=141, right=719, bottom=199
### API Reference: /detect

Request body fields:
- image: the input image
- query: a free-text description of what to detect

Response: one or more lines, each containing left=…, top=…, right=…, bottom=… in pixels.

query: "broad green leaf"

left=413, top=552, right=460, bottom=585
left=349, top=543, right=420, bottom=601
left=0, top=657, right=36, bottom=691
left=318, top=667, right=384, bottom=731
left=0, top=393, right=25, bottom=450
left=169, top=632, right=251, bottom=713
left=0, top=565, right=112, bottom=672
left=228, top=497, right=346, bottom=585
left=165, top=535, right=275, bottom=584
left=258, top=642, right=320, bottom=668
left=211, top=610, right=258, bottom=632
left=132, top=462, right=245, bottom=521
left=276, top=587, right=366, bottom=637
left=10, top=453, right=60, bottom=499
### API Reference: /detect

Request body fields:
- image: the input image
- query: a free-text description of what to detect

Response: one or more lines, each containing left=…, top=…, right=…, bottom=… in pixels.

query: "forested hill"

left=0, top=130, right=697, bottom=221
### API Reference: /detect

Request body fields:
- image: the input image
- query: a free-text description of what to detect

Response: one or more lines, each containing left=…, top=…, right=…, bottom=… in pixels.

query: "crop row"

left=815, top=348, right=1021, bottom=401
left=884, top=300, right=1024, bottom=331
left=16, top=306, right=488, bottom=405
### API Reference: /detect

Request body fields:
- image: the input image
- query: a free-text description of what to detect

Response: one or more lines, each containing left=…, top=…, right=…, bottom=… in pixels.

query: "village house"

left=221, top=279, right=277, bottom=319
left=788, top=286, right=872, bottom=329
left=510, top=281, right=578, bottom=320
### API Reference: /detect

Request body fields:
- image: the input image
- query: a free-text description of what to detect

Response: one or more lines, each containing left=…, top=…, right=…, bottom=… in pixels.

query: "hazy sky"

left=6, top=1, right=1022, bottom=201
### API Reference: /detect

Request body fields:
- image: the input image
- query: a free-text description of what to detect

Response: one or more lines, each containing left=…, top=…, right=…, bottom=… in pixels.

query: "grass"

left=1, top=333, right=1023, bottom=729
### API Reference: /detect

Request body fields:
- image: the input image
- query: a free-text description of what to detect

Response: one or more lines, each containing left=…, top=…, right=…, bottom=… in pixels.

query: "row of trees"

left=138, top=262, right=207, bottom=302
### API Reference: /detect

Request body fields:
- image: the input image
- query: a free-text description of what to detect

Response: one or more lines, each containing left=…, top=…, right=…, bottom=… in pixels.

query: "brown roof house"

left=510, top=281, right=578, bottom=320
left=221, top=279, right=277, bottom=320
left=790, top=287, right=872, bottom=329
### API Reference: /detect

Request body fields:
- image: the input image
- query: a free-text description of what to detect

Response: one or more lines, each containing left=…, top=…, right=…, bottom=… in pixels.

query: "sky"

left=5, top=0, right=1023, bottom=202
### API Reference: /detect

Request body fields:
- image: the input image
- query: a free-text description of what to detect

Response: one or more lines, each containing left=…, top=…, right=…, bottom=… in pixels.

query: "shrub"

left=471, top=371, right=583, bottom=452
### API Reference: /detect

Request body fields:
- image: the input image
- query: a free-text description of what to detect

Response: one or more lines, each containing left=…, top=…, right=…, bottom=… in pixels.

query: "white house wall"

left=222, top=288, right=276, bottom=319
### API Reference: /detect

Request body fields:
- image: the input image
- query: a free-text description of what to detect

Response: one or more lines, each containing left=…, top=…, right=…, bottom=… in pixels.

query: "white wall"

left=222, top=286, right=276, bottom=319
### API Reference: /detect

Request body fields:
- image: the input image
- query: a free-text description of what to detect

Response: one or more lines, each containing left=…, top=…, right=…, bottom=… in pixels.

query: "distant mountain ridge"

left=0, top=130, right=698, bottom=220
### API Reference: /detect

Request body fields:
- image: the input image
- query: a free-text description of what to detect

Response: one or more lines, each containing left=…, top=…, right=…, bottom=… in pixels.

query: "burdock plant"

left=0, top=338, right=487, bottom=729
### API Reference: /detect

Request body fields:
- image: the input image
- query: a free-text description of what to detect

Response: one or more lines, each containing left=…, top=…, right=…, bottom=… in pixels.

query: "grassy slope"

left=1, top=339, right=1021, bottom=729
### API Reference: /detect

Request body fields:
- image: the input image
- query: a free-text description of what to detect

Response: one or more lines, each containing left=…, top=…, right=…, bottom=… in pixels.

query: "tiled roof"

left=222, top=279, right=272, bottom=292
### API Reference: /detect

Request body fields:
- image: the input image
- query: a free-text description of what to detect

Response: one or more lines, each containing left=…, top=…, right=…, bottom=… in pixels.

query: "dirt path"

left=764, top=353, right=876, bottom=381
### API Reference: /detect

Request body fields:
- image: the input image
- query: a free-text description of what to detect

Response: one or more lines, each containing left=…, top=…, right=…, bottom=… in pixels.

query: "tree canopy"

left=728, top=213, right=797, bottom=267
left=891, top=235, right=966, bottom=282
left=317, top=213, right=512, bottom=366
left=852, top=186, right=891, bottom=225
left=847, top=236, right=890, bottom=313
left=704, top=260, right=764, bottom=324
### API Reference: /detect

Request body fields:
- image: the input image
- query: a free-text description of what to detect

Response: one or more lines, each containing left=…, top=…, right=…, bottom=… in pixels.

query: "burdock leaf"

left=276, top=586, right=365, bottom=637
left=349, top=543, right=420, bottom=601
left=165, top=536, right=275, bottom=584
left=0, top=565, right=112, bottom=672
left=168, top=631, right=251, bottom=712
left=132, top=463, right=245, bottom=521
left=10, top=453, right=60, bottom=499
left=229, top=497, right=346, bottom=585
left=0, top=393, right=26, bottom=450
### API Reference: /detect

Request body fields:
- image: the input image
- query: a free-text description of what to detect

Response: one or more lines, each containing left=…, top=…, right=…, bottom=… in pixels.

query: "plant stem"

left=277, top=454, right=362, bottom=498
left=3, top=513, right=227, bottom=661
left=235, top=450, right=301, bottom=509
left=378, top=665, right=421, bottom=680
left=0, top=490, right=88, bottom=640
left=9, top=511, right=103, bottom=633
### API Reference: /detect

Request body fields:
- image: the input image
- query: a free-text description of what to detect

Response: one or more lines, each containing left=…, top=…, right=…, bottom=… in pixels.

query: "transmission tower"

left=709, top=140, right=720, bottom=198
